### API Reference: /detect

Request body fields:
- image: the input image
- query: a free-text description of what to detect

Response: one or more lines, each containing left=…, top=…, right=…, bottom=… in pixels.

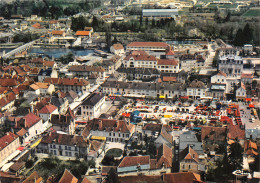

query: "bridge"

left=2, top=39, right=40, bottom=59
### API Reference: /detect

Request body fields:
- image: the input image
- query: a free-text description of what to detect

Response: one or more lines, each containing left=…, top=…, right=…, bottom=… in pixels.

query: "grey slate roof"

left=117, top=67, right=160, bottom=75
left=179, top=131, right=203, bottom=154
left=81, top=93, right=104, bottom=106
left=102, top=81, right=187, bottom=91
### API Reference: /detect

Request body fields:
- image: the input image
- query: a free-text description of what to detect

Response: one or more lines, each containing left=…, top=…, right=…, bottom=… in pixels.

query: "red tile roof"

left=163, top=172, right=201, bottom=183
left=0, top=132, right=19, bottom=150
left=143, top=123, right=161, bottom=132
left=41, top=132, right=88, bottom=147
left=166, top=49, right=175, bottom=55
left=83, top=118, right=134, bottom=137
left=59, top=169, right=78, bottom=183
left=23, top=171, right=43, bottom=183
left=16, top=128, right=27, bottom=137
left=201, top=126, right=227, bottom=142
left=156, top=144, right=172, bottom=168
left=179, top=146, right=199, bottom=163
left=163, top=76, right=176, bottom=82
left=52, top=30, right=64, bottom=35
left=127, top=42, right=169, bottom=48
left=118, top=156, right=150, bottom=168
left=44, top=78, right=90, bottom=86
left=68, top=65, right=105, bottom=73
left=227, top=125, right=245, bottom=140
left=215, top=70, right=227, bottom=77
left=75, top=31, right=90, bottom=36
left=81, top=177, right=91, bottom=183
left=124, top=52, right=157, bottom=61
left=118, top=175, right=162, bottom=183
left=0, top=78, right=17, bottom=87
left=23, top=113, right=41, bottom=128
left=241, top=73, right=253, bottom=79
left=112, top=43, right=124, bottom=50
left=38, top=104, right=57, bottom=114
left=43, top=61, right=55, bottom=67
left=32, top=23, right=43, bottom=29
left=157, top=59, right=178, bottom=66
left=160, top=125, right=173, bottom=144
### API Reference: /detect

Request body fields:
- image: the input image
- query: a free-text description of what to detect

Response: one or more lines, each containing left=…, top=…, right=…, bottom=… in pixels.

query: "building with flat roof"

left=142, top=9, right=178, bottom=17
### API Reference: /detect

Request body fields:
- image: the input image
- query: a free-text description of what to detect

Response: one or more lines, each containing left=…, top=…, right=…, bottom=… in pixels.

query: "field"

left=242, top=9, right=260, bottom=17
left=106, top=148, right=123, bottom=157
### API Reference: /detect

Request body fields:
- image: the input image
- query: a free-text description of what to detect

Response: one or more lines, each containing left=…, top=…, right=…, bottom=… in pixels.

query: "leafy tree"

left=243, top=23, right=253, bottom=44
left=228, top=141, right=243, bottom=172
left=152, top=18, right=155, bottom=27
left=71, top=16, right=90, bottom=31
left=139, top=16, right=143, bottom=28
left=233, top=28, right=243, bottom=46
left=106, top=168, right=119, bottom=183
left=145, top=17, right=149, bottom=28
left=105, top=26, right=112, bottom=50
left=212, top=50, right=219, bottom=68
left=25, top=159, right=34, bottom=168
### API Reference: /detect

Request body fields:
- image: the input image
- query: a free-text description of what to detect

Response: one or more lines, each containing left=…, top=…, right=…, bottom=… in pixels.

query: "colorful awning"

left=249, top=104, right=254, bottom=108
left=91, top=136, right=106, bottom=141
left=17, top=146, right=24, bottom=151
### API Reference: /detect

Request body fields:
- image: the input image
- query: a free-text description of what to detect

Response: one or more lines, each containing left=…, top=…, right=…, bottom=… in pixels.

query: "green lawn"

left=106, top=148, right=123, bottom=157
left=242, top=9, right=260, bottom=17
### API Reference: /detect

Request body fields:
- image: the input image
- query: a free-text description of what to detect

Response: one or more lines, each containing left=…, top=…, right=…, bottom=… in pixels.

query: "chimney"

left=99, top=120, right=102, bottom=130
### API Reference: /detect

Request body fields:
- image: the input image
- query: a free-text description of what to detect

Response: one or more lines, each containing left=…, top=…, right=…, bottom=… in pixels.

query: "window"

left=109, top=133, right=111, bottom=136
left=54, top=150, right=56, bottom=155
left=75, top=147, right=77, bottom=151
left=119, top=133, right=121, bottom=137
left=68, top=147, right=71, bottom=150
left=69, top=152, right=72, bottom=156
left=65, top=146, right=67, bottom=150
left=50, top=145, right=52, bottom=148
left=65, top=151, right=68, bottom=156
left=113, top=133, right=115, bottom=137
left=53, top=145, right=56, bottom=149
left=189, top=165, right=191, bottom=169
left=183, top=165, right=185, bottom=169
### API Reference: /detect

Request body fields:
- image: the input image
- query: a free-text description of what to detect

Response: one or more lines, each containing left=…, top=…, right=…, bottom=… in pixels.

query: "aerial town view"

left=0, top=0, right=259, bottom=182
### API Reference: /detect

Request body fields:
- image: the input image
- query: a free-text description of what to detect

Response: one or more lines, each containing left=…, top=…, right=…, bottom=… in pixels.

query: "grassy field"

left=106, top=148, right=123, bottom=157
left=242, top=9, right=260, bottom=17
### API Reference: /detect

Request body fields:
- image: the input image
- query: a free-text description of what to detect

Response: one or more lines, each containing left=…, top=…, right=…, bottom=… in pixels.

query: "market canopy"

left=249, top=104, right=254, bottom=108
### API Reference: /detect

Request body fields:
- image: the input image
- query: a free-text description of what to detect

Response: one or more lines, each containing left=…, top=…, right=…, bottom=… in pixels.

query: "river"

left=0, top=47, right=94, bottom=58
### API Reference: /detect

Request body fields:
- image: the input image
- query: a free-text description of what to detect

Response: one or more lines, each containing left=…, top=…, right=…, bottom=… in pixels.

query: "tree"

left=243, top=23, right=253, bottom=44
left=152, top=18, right=155, bottom=27
left=233, top=28, right=243, bottom=46
left=92, top=16, right=99, bottom=30
left=106, top=168, right=119, bottom=183
left=212, top=51, right=219, bottom=68
left=145, top=17, right=149, bottom=28
left=228, top=141, right=243, bottom=172
left=139, top=16, right=143, bottom=27
left=105, top=26, right=112, bottom=50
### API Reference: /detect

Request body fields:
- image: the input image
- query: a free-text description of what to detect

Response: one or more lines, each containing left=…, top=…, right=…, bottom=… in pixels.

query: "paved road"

left=205, top=43, right=216, bottom=67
